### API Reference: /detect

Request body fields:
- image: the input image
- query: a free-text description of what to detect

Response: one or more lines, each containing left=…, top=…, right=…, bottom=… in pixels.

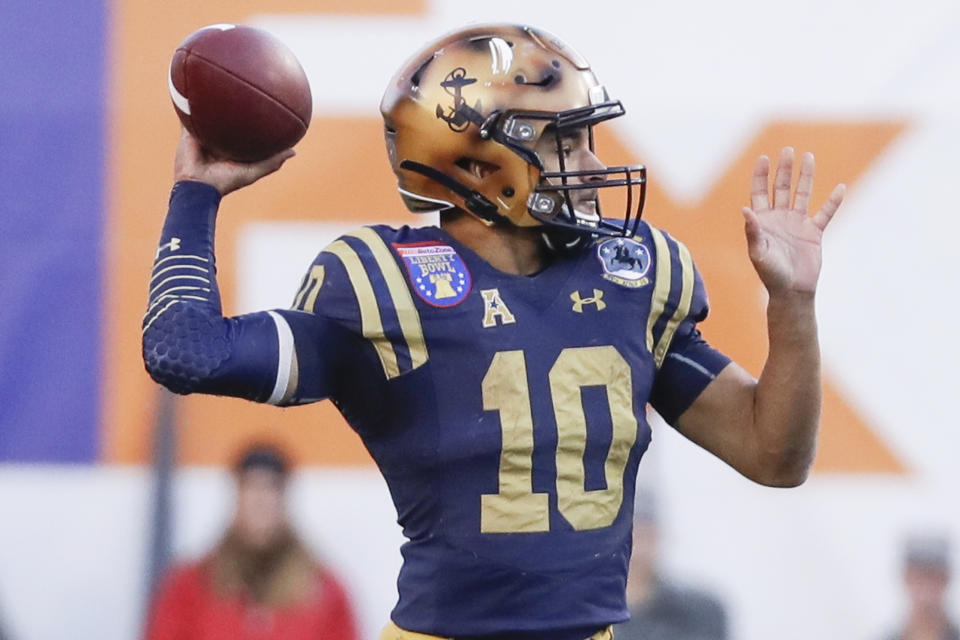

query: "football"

left=168, top=24, right=312, bottom=162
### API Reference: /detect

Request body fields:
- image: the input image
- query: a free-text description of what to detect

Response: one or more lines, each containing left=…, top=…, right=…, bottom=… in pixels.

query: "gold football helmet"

left=380, top=24, right=646, bottom=240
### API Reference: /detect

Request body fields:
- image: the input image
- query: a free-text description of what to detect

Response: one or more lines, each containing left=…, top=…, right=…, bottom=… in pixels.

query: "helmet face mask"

left=381, top=24, right=646, bottom=239
left=495, top=104, right=647, bottom=239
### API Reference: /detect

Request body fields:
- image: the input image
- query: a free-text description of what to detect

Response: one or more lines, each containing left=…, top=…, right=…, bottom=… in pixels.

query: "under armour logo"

left=155, top=237, right=181, bottom=257
left=570, top=289, right=606, bottom=313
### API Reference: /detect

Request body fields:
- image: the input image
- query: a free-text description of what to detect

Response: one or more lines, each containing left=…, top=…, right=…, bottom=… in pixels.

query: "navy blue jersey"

left=143, top=182, right=730, bottom=640
left=285, top=225, right=729, bottom=638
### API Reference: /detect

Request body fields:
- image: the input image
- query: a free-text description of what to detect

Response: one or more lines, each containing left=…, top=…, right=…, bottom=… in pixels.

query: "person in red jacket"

left=145, top=445, right=359, bottom=640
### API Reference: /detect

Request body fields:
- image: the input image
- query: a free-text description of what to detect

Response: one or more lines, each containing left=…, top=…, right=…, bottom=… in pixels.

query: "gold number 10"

left=480, top=346, right=638, bottom=533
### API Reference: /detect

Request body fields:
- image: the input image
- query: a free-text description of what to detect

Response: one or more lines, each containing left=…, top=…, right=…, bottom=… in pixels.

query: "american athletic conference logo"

left=395, top=243, right=472, bottom=307
left=596, top=237, right=651, bottom=288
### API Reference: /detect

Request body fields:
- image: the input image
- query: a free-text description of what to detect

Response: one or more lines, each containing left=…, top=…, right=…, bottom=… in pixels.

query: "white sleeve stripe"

left=149, top=264, right=209, bottom=282
left=149, top=275, right=211, bottom=296
left=152, top=254, right=210, bottom=270
left=666, top=352, right=717, bottom=380
left=141, top=300, right=181, bottom=334
left=146, top=286, right=212, bottom=307
left=142, top=292, right=210, bottom=318
left=266, top=311, right=296, bottom=405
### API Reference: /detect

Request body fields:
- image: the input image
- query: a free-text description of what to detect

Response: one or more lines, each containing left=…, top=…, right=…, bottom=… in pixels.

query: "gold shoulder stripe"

left=653, top=239, right=694, bottom=368
left=292, top=265, right=325, bottom=312
left=346, top=228, right=428, bottom=370
left=323, top=240, right=400, bottom=379
left=645, top=228, right=673, bottom=355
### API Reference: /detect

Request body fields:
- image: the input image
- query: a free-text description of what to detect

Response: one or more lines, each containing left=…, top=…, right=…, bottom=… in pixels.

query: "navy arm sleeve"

left=647, top=233, right=732, bottom=425
left=141, top=181, right=351, bottom=405
left=649, top=320, right=731, bottom=425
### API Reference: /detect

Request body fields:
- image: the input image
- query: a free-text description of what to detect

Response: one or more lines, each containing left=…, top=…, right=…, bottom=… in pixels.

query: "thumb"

left=742, top=206, right=766, bottom=261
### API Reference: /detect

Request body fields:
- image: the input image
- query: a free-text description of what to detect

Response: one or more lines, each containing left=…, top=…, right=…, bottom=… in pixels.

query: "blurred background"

left=2, top=0, right=959, bottom=638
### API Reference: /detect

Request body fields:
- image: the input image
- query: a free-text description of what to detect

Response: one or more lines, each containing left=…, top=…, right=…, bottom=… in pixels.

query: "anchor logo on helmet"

left=435, top=68, right=478, bottom=132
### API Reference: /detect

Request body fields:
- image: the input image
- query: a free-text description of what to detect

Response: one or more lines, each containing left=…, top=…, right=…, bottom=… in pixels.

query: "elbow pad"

left=142, top=302, right=230, bottom=395
left=142, top=304, right=283, bottom=403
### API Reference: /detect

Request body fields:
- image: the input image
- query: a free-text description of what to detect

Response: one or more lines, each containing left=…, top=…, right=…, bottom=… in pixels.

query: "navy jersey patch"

left=596, top=237, right=651, bottom=288
left=395, top=242, right=472, bottom=307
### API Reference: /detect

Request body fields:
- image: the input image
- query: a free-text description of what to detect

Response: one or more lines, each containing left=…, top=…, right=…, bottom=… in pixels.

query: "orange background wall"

left=105, top=1, right=904, bottom=472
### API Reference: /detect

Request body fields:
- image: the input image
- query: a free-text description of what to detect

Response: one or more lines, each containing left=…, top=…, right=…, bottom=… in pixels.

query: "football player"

left=143, top=24, right=844, bottom=640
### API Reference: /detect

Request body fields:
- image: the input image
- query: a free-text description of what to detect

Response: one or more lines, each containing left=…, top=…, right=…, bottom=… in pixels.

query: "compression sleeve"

left=648, top=321, right=731, bottom=424
left=141, top=181, right=347, bottom=405
left=645, top=225, right=731, bottom=424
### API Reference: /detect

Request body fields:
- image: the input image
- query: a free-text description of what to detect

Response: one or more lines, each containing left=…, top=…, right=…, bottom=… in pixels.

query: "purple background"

left=0, top=1, right=108, bottom=463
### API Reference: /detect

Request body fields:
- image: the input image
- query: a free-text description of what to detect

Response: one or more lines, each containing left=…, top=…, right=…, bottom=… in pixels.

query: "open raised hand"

left=742, top=147, right=845, bottom=297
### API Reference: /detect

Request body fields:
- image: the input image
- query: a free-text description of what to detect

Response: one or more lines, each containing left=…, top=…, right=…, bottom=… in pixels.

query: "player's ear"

left=460, top=157, right=499, bottom=180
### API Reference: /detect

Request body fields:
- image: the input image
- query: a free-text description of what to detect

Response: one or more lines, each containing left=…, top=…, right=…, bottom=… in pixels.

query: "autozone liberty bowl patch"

left=394, top=243, right=472, bottom=307
left=597, top=237, right=651, bottom=288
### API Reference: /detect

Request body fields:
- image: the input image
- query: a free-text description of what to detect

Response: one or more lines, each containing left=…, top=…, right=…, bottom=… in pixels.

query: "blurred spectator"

left=615, top=491, right=727, bottom=640
left=884, top=534, right=958, bottom=640
left=144, top=445, right=359, bottom=640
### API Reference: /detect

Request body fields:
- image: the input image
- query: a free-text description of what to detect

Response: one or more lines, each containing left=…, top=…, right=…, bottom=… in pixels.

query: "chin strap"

left=399, top=160, right=513, bottom=226
left=540, top=226, right=589, bottom=256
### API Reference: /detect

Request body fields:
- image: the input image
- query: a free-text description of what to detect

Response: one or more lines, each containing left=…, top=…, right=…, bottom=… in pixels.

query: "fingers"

left=793, top=152, right=815, bottom=212
left=750, top=155, right=771, bottom=212
left=220, top=148, right=297, bottom=195
left=263, top=148, right=296, bottom=181
left=257, top=148, right=297, bottom=177
left=773, top=146, right=794, bottom=210
left=812, top=183, right=845, bottom=231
